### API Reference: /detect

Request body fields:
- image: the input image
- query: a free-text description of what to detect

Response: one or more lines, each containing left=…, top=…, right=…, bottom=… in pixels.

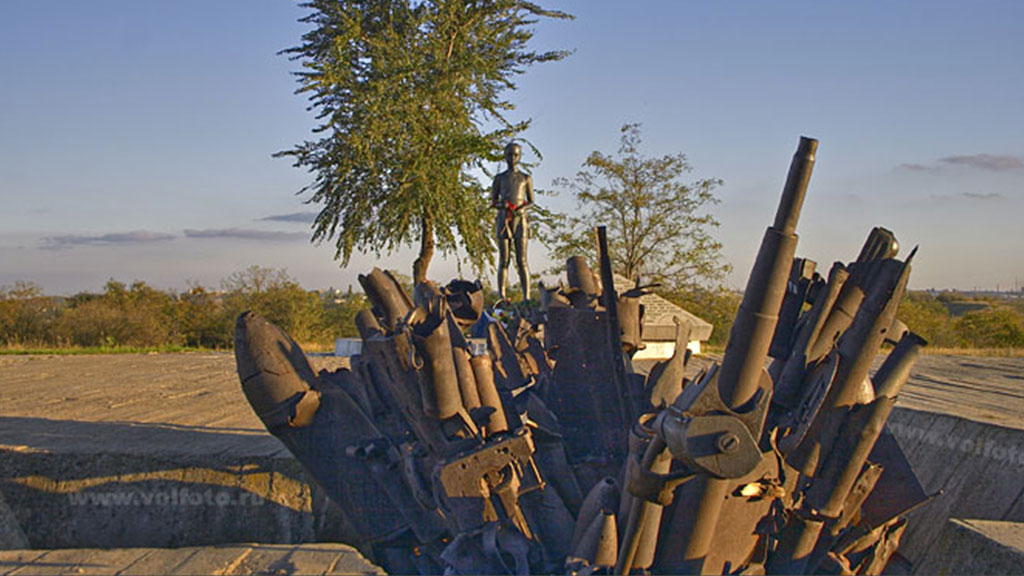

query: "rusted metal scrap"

left=234, top=137, right=931, bottom=575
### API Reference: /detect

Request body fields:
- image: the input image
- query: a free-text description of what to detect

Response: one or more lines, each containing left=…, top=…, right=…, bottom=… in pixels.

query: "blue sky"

left=1, top=1, right=1022, bottom=294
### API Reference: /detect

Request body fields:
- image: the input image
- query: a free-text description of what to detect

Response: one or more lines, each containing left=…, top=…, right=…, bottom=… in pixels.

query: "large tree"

left=544, top=123, right=730, bottom=290
left=278, top=0, right=571, bottom=283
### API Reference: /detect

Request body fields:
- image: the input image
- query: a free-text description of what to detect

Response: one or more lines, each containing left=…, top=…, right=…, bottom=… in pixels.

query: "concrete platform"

left=2, top=352, right=1024, bottom=568
left=0, top=543, right=384, bottom=575
left=0, top=354, right=353, bottom=549
left=911, top=518, right=1024, bottom=575
left=0, top=490, right=27, bottom=550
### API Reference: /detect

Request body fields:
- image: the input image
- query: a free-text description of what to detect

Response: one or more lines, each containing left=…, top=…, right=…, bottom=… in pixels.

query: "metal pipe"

left=448, top=316, right=481, bottom=411
left=806, top=228, right=898, bottom=362
left=597, top=225, right=638, bottom=427
left=797, top=333, right=926, bottom=574
left=823, top=253, right=913, bottom=412
left=408, top=304, right=463, bottom=420
left=358, top=268, right=413, bottom=332
left=772, top=258, right=916, bottom=573
left=717, top=136, right=817, bottom=410
left=773, top=262, right=848, bottom=410
left=615, top=436, right=671, bottom=573
left=660, top=137, right=816, bottom=574
left=470, top=354, right=508, bottom=435
left=810, top=332, right=927, bottom=519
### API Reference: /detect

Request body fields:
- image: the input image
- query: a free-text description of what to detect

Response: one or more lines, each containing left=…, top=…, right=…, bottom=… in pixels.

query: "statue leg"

left=514, top=219, right=530, bottom=301
left=497, top=236, right=511, bottom=301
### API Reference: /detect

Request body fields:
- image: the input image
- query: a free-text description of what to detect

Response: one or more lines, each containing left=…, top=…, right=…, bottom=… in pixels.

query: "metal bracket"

left=657, top=364, right=772, bottom=479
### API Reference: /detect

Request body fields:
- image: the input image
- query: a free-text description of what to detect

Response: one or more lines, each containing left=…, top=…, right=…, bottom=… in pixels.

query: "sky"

left=1, top=1, right=1023, bottom=295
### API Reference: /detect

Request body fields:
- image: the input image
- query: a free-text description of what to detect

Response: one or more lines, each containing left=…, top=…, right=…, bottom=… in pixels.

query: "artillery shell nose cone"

left=573, top=510, right=618, bottom=568
left=234, top=311, right=320, bottom=431
left=572, top=477, right=622, bottom=552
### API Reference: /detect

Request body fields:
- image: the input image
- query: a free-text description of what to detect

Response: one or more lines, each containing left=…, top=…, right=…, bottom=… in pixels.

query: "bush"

left=664, top=286, right=742, bottom=347
left=220, top=266, right=335, bottom=345
left=954, top=307, right=1024, bottom=348
left=0, top=282, right=55, bottom=346
left=0, top=267, right=371, bottom=351
left=897, top=292, right=962, bottom=348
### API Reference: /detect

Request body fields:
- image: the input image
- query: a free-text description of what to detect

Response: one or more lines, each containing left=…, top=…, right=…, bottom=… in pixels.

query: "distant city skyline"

left=2, top=1, right=1022, bottom=295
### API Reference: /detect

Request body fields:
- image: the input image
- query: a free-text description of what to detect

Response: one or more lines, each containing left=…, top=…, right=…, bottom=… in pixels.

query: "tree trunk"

left=413, top=214, right=434, bottom=284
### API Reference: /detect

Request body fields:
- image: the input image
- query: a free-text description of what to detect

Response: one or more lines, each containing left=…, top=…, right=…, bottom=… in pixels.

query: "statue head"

left=504, top=142, right=521, bottom=168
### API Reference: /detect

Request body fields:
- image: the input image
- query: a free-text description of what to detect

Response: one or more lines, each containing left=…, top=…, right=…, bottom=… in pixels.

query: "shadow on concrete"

left=0, top=416, right=356, bottom=549
left=0, top=415, right=285, bottom=460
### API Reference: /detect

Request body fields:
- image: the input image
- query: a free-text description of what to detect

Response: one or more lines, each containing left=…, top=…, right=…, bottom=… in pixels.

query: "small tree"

left=0, top=282, right=53, bottom=346
left=279, top=0, right=572, bottom=283
left=222, top=266, right=326, bottom=344
left=544, top=124, right=730, bottom=290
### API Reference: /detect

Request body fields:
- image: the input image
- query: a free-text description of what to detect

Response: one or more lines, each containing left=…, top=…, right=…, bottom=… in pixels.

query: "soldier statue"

left=491, top=142, right=534, bottom=301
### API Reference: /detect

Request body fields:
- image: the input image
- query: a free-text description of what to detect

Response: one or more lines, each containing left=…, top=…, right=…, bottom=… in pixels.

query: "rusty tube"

left=409, top=305, right=464, bottom=420
left=717, top=136, right=816, bottom=410
left=872, top=330, right=927, bottom=399
left=358, top=268, right=413, bottom=332
left=806, top=228, right=898, bottom=362
left=773, top=259, right=916, bottom=573
left=448, top=316, right=481, bottom=411
left=773, top=262, right=849, bottom=410
left=566, top=255, right=600, bottom=302
left=470, top=354, right=508, bottom=435
left=615, top=436, right=671, bottom=574
left=661, top=137, right=816, bottom=574
left=354, top=308, right=384, bottom=341
left=801, top=263, right=850, bottom=361
left=822, top=254, right=913, bottom=412
left=808, top=332, right=927, bottom=519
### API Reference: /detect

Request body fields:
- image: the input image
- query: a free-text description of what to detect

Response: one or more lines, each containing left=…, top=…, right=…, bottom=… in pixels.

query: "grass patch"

left=0, top=345, right=219, bottom=355
left=922, top=346, right=1024, bottom=357
left=1, top=342, right=338, bottom=356
left=695, top=344, right=1024, bottom=358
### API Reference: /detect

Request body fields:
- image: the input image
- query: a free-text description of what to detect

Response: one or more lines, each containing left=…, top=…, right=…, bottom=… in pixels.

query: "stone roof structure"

left=611, top=274, right=713, bottom=342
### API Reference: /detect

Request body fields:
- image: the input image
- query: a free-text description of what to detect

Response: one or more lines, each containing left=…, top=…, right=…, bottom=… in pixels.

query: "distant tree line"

left=897, top=291, right=1024, bottom=349
left=2, top=268, right=1022, bottom=352
left=672, top=288, right=1024, bottom=350
left=0, top=266, right=368, bottom=350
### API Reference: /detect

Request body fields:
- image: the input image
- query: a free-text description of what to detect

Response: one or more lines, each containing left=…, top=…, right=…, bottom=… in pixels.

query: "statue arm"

left=490, top=176, right=501, bottom=208
left=525, top=175, right=534, bottom=208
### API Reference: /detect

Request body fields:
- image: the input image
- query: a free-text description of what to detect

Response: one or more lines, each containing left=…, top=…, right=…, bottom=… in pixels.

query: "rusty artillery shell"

left=355, top=308, right=384, bottom=341
left=469, top=354, right=508, bottom=435
left=566, top=255, right=600, bottom=308
left=409, top=304, right=464, bottom=421
left=573, top=477, right=621, bottom=553
left=573, top=510, right=618, bottom=569
left=448, top=316, right=481, bottom=411
left=234, top=311, right=321, bottom=430
left=357, top=267, right=413, bottom=332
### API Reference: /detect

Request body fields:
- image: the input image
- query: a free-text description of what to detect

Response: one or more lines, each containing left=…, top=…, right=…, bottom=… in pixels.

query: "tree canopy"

left=278, top=0, right=572, bottom=283
left=543, top=123, right=730, bottom=290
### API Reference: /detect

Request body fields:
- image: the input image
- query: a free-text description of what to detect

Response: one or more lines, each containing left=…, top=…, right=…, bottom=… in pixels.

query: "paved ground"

left=0, top=543, right=384, bottom=575
left=1, top=351, right=1022, bottom=460
left=885, top=354, right=1024, bottom=432
left=912, top=519, right=1024, bottom=575
left=0, top=354, right=348, bottom=458
left=659, top=352, right=1024, bottom=432
left=0, top=354, right=354, bottom=550
left=2, top=350, right=1024, bottom=572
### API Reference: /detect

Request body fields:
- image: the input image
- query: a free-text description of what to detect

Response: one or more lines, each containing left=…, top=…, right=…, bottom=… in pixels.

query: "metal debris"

left=235, top=137, right=930, bottom=574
